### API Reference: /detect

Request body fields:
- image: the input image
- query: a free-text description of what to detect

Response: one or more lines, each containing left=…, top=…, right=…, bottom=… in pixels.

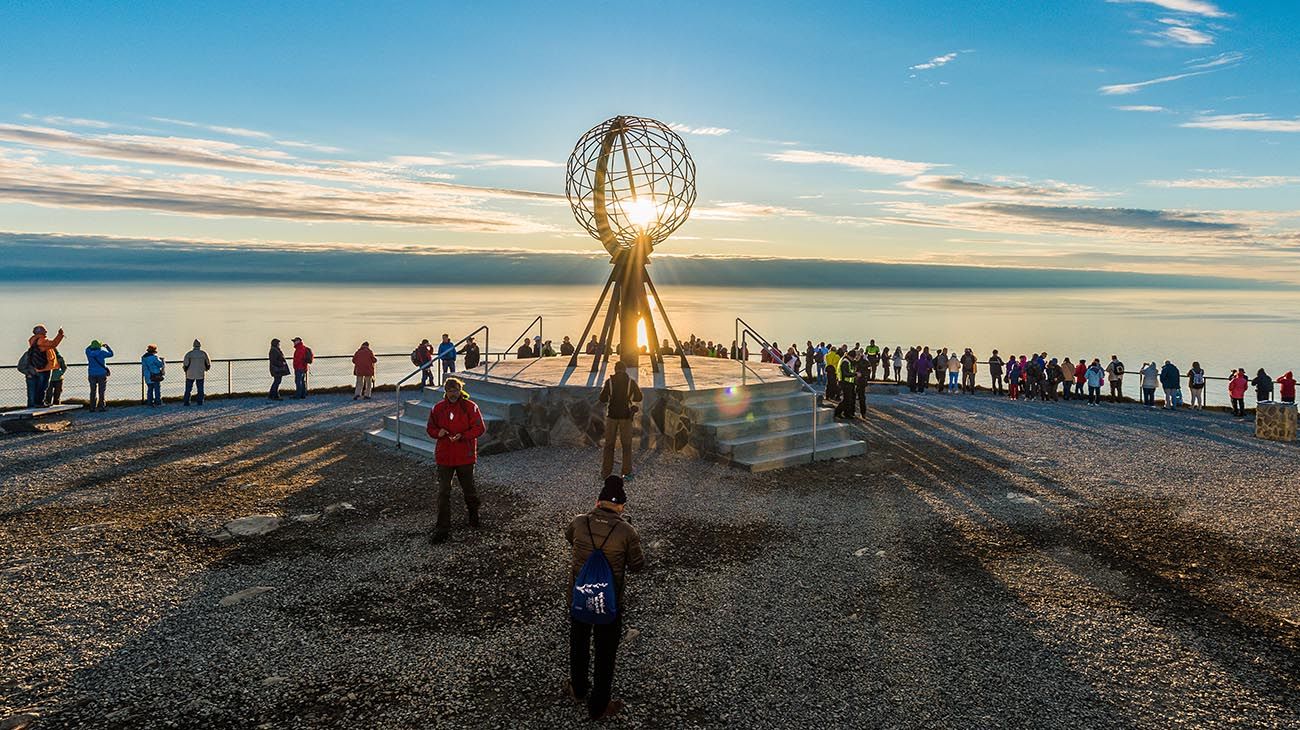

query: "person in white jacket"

left=182, top=340, right=211, bottom=406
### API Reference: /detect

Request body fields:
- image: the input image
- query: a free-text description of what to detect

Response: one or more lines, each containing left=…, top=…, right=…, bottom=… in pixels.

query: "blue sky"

left=1, top=0, right=1298, bottom=283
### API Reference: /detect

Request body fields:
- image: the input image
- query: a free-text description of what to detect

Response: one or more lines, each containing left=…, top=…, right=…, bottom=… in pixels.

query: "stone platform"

left=1255, top=401, right=1298, bottom=442
left=365, top=356, right=866, bottom=472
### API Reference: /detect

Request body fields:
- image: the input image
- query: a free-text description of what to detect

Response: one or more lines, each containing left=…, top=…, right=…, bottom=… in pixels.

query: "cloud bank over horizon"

left=0, top=232, right=1284, bottom=291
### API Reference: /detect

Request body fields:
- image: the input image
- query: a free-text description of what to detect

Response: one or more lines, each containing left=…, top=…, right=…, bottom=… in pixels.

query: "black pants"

left=1088, top=386, right=1102, bottom=404
left=856, top=380, right=867, bottom=414
left=991, top=373, right=1003, bottom=395
left=1232, top=397, right=1245, bottom=416
left=570, top=617, right=621, bottom=718
left=906, top=367, right=917, bottom=392
left=835, top=382, right=857, bottom=418
left=269, top=374, right=283, bottom=399
left=961, top=372, right=975, bottom=394
left=436, top=464, right=479, bottom=531
left=826, top=370, right=840, bottom=401
left=1110, top=381, right=1123, bottom=402
left=1143, top=387, right=1156, bottom=407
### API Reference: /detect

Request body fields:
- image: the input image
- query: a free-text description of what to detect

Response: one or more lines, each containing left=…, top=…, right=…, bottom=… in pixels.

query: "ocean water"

left=3, top=283, right=1298, bottom=406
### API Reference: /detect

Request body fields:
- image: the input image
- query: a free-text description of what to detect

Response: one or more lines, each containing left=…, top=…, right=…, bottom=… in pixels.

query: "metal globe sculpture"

left=564, top=115, right=695, bottom=373
left=566, top=116, right=696, bottom=256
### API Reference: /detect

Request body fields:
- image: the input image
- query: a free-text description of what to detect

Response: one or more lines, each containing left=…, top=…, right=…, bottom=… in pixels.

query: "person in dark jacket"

left=835, top=350, right=858, bottom=419
left=1252, top=369, right=1274, bottom=403
left=599, top=361, right=643, bottom=479
left=414, top=339, right=435, bottom=386
left=461, top=336, right=482, bottom=370
left=425, top=377, right=486, bottom=543
left=564, top=476, right=645, bottom=721
left=1159, top=360, right=1181, bottom=408
left=988, top=350, right=1004, bottom=395
left=560, top=336, right=576, bottom=357
left=268, top=338, right=289, bottom=401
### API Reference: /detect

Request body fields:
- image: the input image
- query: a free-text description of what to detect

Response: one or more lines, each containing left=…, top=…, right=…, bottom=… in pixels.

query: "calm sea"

left=3, top=283, right=1298, bottom=406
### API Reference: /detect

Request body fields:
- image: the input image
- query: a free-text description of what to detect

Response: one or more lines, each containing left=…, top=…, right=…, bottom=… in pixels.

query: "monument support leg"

left=618, top=246, right=645, bottom=372
left=592, top=277, right=623, bottom=375
left=639, top=282, right=663, bottom=373
left=644, top=272, right=690, bottom=371
left=569, top=266, right=617, bottom=369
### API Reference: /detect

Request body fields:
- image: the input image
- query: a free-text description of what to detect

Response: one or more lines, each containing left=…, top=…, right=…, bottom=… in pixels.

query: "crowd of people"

left=764, top=340, right=1296, bottom=419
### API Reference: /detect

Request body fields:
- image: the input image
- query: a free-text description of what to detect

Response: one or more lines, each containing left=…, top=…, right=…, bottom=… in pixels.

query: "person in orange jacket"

left=25, top=324, right=64, bottom=408
left=352, top=341, right=377, bottom=400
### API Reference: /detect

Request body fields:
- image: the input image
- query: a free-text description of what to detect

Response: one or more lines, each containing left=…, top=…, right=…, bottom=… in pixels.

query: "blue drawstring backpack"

left=570, top=517, right=618, bottom=624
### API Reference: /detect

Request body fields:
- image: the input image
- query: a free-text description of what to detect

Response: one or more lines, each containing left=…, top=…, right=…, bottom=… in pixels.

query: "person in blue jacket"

left=141, top=344, right=166, bottom=407
left=437, top=333, right=457, bottom=377
left=85, top=340, right=114, bottom=412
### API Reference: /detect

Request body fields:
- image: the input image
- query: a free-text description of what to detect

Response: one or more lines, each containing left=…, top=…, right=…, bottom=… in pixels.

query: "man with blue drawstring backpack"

left=564, top=475, right=645, bottom=721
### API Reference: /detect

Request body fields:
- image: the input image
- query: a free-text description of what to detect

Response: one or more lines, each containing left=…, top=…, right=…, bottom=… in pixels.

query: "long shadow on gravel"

left=859, top=408, right=1300, bottom=720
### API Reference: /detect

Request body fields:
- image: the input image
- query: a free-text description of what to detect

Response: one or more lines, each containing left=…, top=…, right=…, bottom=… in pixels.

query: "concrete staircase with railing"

left=364, top=378, right=529, bottom=458
left=676, top=377, right=865, bottom=472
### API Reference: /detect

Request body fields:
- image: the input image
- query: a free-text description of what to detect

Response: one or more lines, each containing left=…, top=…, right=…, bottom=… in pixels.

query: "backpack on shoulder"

left=570, top=517, right=619, bottom=625
left=16, top=348, right=34, bottom=376
left=304, top=347, right=314, bottom=364
left=410, top=349, right=421, bottom=366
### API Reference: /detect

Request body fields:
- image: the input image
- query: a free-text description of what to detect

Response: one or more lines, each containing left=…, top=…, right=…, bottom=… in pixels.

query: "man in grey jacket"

left=182, top=339, right=211, bottom=406
left=565, top=476, right=645, bottom=721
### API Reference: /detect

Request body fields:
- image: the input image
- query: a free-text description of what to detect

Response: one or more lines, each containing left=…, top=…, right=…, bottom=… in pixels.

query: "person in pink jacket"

left=1228, top=368, right=1249, bottom=418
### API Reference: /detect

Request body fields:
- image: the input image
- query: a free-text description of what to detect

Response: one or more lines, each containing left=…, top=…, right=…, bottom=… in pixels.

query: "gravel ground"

left=1, top=391, right=1298, bottom=729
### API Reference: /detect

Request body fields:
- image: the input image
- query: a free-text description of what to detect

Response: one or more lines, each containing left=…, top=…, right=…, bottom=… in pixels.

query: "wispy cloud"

left=909, top=50, right=970, bottom=71
left=692, top=201, right=814, bottom=221
left=1113, top=105, right=1168, bottom=112
left=902, top=176, right=1100, bottom=199
left=1145, top=176, right=1300, bottom=189
left=151, top=116, right=343, bottom=153
left=1181, top=113, right=1300, bottom=133
left=1106, top=0, right=1228, bottom=18
left=21, top=114, right=115, bottom=129
left=668, top=123, right=732, bottom=136
left=767, top=149, right=942, bottom=177
left=1157, top=23, right=1214, bottom=45
left=1099, top=69, right=1214, bottom=95
left=1188, top=51, right=1243, bottom=69
left=0, top=150, right=553, bottom=233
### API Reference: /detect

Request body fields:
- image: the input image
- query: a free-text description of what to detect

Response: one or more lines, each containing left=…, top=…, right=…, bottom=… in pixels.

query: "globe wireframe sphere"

left=566, top=116, right=696, bottom=254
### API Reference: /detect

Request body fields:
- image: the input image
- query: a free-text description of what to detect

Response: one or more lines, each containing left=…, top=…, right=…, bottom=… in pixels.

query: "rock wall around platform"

left=1255, top=402, right=1298, bottom=442
left=476, top=386, right=697, bottom=457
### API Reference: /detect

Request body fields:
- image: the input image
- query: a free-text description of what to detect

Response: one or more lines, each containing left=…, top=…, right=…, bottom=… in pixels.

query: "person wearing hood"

left=24, top=324, right=65, bottom=408
left=1228, top=369, right=1249, bottom=417
left=1186, top=361, right=1207, bottom=410
left=1277, top=371, right=1296, bottom=404
left=1006, top=356, right=1022, bottom=400
left=560, top=336, right=576, bottom=357
left=1159, top=360, right=1181, bottom=409
left=1252, top=368, right=1274, bottom=403
left=268, top=338, right=290, bottom=400
left=85, top=340, right=114, bottom=412
left=141, top=344, right=166, bottom=407
left=1085, top=358, right=1107, bottom=405
left=182, top=339, right=211, bottom=406
left=291, top=337, right=312, bottom=399
left=1139, top=362, right=1159, bottom=408
left=425, top=377, right=486, bottom=544
left=352, top=341, right=377, bottom=400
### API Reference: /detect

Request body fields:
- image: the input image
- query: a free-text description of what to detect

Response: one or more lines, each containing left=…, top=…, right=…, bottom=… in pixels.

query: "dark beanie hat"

left=598, top=475, right=627, bottom=504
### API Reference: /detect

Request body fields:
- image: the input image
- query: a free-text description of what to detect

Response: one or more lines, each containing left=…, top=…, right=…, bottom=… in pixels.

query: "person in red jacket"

left=1228, top=368, right=1249, bottom=417
left=291, top=337, right=312, bottom=399
left=425, top=377, right=486, bottom=543
left=352, top=341, right=377, bottom=400
left=1278, top=371, right=1296, bottom=404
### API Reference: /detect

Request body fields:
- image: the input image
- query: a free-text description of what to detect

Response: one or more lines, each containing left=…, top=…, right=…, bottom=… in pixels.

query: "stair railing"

left=735, top=317, right=820, bottom=463
left=393, top=324, right=488, bottom=450
left=487, top=316, right=543, bottom=381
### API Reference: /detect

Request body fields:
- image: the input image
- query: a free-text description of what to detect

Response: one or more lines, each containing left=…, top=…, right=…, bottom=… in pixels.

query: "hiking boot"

left=430, top=530, right=449, bottom=544
left=467, top=510, right=480, bottom=529
left=590, top=699, right=624, bottom=721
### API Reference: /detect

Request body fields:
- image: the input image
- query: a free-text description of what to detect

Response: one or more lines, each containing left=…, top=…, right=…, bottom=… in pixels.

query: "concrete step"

left=732, top=438, right=867, bottom=473
left=686, top=390, right=819, bottom=422
left=702, top=407, right=837, bottom=440
left=717, top=422, right=856, bottom=461
left=365, top=428, right=437, bottom=458
left=441, top=376, right=539, bottom=402
left=409, top=391, right=523, bottom=420
left=676, top=376, right=806, bottom=407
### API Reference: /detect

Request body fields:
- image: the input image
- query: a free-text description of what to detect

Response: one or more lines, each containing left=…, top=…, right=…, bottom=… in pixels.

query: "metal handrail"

left=394, top=325, right=488, bottom=450
left=488, top=316, right=544, bottom=379
left=735, top=317, right=822, bottom=463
